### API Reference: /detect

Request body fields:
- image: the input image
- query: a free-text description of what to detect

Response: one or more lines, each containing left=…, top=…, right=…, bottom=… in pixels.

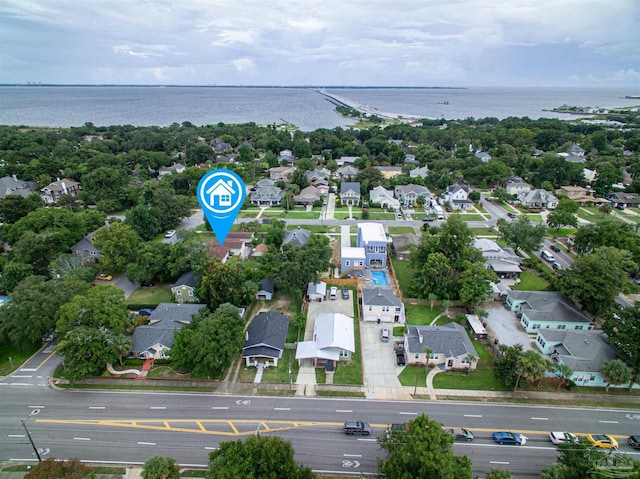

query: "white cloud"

left=213, top=30, right=256, bottom=46
left=233, top=58, right=256, bottom=72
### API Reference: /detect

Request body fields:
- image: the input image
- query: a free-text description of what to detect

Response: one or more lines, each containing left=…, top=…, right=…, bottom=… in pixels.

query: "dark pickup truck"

left=395, top=344, right=407, bottom=366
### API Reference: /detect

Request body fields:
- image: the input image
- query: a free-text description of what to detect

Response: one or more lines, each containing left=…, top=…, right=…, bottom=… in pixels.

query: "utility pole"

left=22, top=420, right=41, bottom=461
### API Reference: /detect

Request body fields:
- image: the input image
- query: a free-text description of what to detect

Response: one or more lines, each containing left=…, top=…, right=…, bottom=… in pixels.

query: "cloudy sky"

left=1, top=0, right=638, bottom=87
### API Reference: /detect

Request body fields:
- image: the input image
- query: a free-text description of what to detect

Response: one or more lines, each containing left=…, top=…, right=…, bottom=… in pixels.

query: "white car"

left=329, top=286, right=338, bottom=300
left=165, top=230, right=176, bottom=238
left=549, top=432, right=578, bottom=445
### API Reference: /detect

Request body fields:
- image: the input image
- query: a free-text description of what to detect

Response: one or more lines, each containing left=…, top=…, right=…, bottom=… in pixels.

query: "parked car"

left=423, top=216, right=435, bottom=222
left=341, top=288, right=350, bottom=300
left=549, top=432, right=578, bottom=445
left=507, top=212, right=517, bottom=218
left=343, top=420, right=371, bottom=435
left=492, top=431, right=527, bottom=445
left=329, top=286, right=338, bottom=300
left=165, top=229, right=176, bottom=238
left=550, top=244, right=561, bottom=253
left=138, top=308, right=154, bottom=317
left=96, top=273, right=112, bottom=281
left=628, top=435, right=640, bottom=449
left=586, top=434, right=618, bottom=449
left=380, top=328, right=390, bottom=342
left=445, top=427, right=474, bottom=442
left=552, top=262, right=563, bottom=270
left=395, top=344, right=406, bottom=365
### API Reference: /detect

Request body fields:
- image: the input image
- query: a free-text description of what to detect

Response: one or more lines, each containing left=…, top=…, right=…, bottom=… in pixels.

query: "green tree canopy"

left=601, top=359, right=632, bottom=392
left=378, top=413, right=472, bottom=479
left=92, top=222, right=140, bottom=274
left=498, top=216, right=546, bottom=253
left=142, top=456, right=180, bottom=479
left=546, top=199, right=579, bottom=231
left=56, top=285, right=130, bottom=335
left=603, top=305, right=640, bottom=390
left=24, top=457, right=94, bottom=479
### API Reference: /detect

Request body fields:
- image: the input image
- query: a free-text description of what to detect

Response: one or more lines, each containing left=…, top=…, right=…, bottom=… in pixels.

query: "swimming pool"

left=371, top=271, right=389, bottom=286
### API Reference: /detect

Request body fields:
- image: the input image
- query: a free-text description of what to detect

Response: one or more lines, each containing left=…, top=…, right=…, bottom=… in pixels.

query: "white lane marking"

left=211, top=407, right=229, bottom=410
left=20, top=369, right=37, bottom=372
left=531, top=417, right=548, bottom=420
left=138, top=442, right=156, bottom=446
left=89, top=406, right=106, bottom=409
left=8, top=383, right=31, bottom=386
left=149, top=406, right=166, bottom=410
left=8, top=434, right=25, bottom=438
left=399, top=412, right=417, bottom=415
left=490, top=461, right=510, bottom=465
left=274, top=407, right=290, bottom=411
left=12, top=375, right=33, bottom=378
left=204, top=447, right=218, bottom=450
left=464, top=414, right=482, bottom=417
left=29, top=406, right=45, bottom=408
left=357, top=438, right=377, bottom=442
left=599, top=420, right=619, bottom=424
left=336, top=409, right=352, bottom=413
left=73, top=437, right=91, bottom=441
left=343, top=454, right=362, bottom=457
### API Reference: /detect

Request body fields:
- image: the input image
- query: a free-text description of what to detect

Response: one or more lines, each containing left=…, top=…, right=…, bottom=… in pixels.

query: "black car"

left=423, top=216, right=435, bottom=222
left=344, top=420, right=371, bottom=435
left=629, top=435, right=640, bottom=449
left=550, top=245, right=561, bottom=253
left=507, top=212, right=517, bottom=218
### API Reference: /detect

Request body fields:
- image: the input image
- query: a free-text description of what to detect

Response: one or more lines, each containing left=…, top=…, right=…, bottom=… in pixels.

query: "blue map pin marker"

left=197, top=169, right=246, bottom=245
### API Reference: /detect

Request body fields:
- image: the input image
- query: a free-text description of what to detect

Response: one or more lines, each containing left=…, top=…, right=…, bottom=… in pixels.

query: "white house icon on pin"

left=206, top=179, right=236, bottom=208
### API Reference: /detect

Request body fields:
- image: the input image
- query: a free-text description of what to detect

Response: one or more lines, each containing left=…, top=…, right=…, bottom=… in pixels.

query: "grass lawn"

left=367, top=212, right=396, bottom=220
left=391, top=259, right=414, bottom=295
left=432, top=365, right=510, bottom=391
left=333, top=300, right=363, bottom=385
left=525, top=214, right=543, bottom=222
left=238, top=211, right=260, bottom=218
left=387, top=226, right=417, bottom=234
left=392, top=325, right=406, bottom=337
left=404, top=302, right=443, bottom=325
left=550, top=228, right=578, bottom=237
left=470, top=227, right=498, bottom=236
left=471, top=337, right=494, bottom=361
left=334, top=212, right=356, bottom=219
left=285, top=224, right=336, bottom=234
left=0, top=343, right=40, bottom=375
left=398, top=365, right=427, bottom=388
left=450, top=213, right=487, bottom=221
left=284, top=211, right=321, bottom=219
left=513, top=270, right=549, bottom=291
left=315, top=367, right=326, bottom=384
left=125, top=286, right=173, bottom=306
left=262, top=210, right=287, bottom=218
left=261, top=348, right=299, bottom=384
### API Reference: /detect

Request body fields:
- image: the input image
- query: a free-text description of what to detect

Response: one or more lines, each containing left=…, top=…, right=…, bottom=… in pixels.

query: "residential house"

left=251, top=243, right=268, bottom=258
left=390, top=234, right=420, bottom=260
left=441, top=183, right=473, bottom=210
left=369, top=185, right=400, bottom=209
left=361, top=287, right=405, bottom=323
left=282, top=227, right=311, bottom=248
left=357, top=222, right=388, bottom=268
left=41, top=178, right=81, bottom=204
left=557, top=186, right=606, bottom=206
left=336, top=165, right=359, bottom=179
left=293, top=186, right=322, bottom=206
left=475, top=151, right=492, bottom=163
left=606, top=191, right=640, bottom=209
left=404, top=323, right=478, bottom=371
left=256, top=178, right=276, bottom=188
left=295, top=313, right=355, bottom=370
left=504, top=176, right=532, bottom=196
left=404, top=153, right=418, bottom=165
left=278, top=150, right=296, bottom=165
left=269, top=166, right=294, bottom=182
left=566, top=143, right=586, bottom=157
left=0, top=175, right=36, bottom=199
left=558, top=152, right=586, bottom=163
left=374, top=166, right=403, bottom=179
left=70, top=234, right=101, bottom=263
left=340, top=246, right=367, bottom=276
left=226, top=231, right=255, bottom=242
left=339, top=182, right=361, bottom=206
left=504, top=290, right=594, bottom=333
left=517, top=189, right=559, bottom=209
left=208, top=244, right=230, bottom=263
left=336, top=156, right=359, bottom=167
left=242, top=311, right=290, bottom=367
left=312, top=178, right=330, bottom=195
left=212, top=138, right=232, bottom=153
left=307, top=281, right=327, bottom=302
left=473, top=238, right=522, bottom=278
left=158, top=163, right=186, bottom=176
left=409, top=166, right=429, bottom=179
left=209, top=238, right=251, bottom=259
left=130, top=303, right=206, bottom=359
left=171, top=270, right=198, bottom=303
left=305, top=169, right=329, bottom=183
left=251, top=185, right=283, bottom=206
left=394, top=184, right=432, bottom=207
left=256, top=278, right=275, bottom=300
left=534, top=329, right=631, bottom=388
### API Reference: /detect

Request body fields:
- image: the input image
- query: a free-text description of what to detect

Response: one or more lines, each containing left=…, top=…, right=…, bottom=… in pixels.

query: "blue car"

left=492, top=431, right=527, bottom=445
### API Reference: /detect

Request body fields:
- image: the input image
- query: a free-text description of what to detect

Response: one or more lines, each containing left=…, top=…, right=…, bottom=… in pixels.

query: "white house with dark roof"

left=517, top=189, right=558, bottom=209
left=441, top=183, right=472, bottom=210
left=339, top=182, right=361, bottom=206
left=362, top=287, right=405, bottom=323
left=369, top=185, right=400, bottom=209
left=242, top=311, right=290, bottom=367
left=394, top=184, right=432, bottom=207
left=336, top=165, right=359, bottom=179
left=256, top=278, right=275, bottom=300
left=505, top=176, right=532, bottom=196
left=250, top=185, right=283, bottom=206
left=282, top=227, right=311, bottom=248
left=404, top=323, right=478, bottom=371
left=534, top=329, right=634, bottom=389
left=71, top=233, right=100, bottom=263
left=0, top=175, right=36, bottom=199
left=171, top=270, right=198, bottom=303
left=504, top=290, right=594, bottom=333
left=295, top=312, right=355, bottom=370
left=41, top=178, right=81, bottom=204
left=130, top=303, right=207, bottom=359
left=606, top=191, right=640, bottom=209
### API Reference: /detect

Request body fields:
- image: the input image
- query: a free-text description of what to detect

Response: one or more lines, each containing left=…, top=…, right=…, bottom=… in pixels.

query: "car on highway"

left=550, top=244, right=561, bottom=253
left=343, top=420, right=371, bottom=435
left=628, top=435, right=640, bottom=449
left=586, top=434, right=618, bottom=449
left=96, top=273, right=112, bottom=281
left=165, top=229, right=176, bottom=238
left=492, top=431, right=527, bottom=445
left=445, top=427, right=474, bottom=441
left=423, top=216, right=435, bottom=222
left=507, top=212, right=517, bottom=218
left=552, top=262, right=563, bottom=270
left=549, top=432, right=578, bottom=445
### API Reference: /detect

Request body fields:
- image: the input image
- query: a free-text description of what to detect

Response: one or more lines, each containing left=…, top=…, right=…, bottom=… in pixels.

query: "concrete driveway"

left=360, top=321, right=403, bottom=391
left=484, top=303, right=535, bottom=351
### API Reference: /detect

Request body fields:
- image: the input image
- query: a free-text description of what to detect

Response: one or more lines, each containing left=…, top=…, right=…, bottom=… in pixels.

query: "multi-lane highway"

left=1, top=385, right=639, bottom=477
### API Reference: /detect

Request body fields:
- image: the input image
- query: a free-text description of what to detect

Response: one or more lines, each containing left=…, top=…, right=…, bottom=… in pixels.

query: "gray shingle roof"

left=362, top=287, right=402, bottom=307
left=537, top=329, right=616, bottom=372
left=340, top=182, right=361, bottom=195
left=173, top=270, right=196, bottom=288
left=507, top=291, right=590, bottom=324
left=258, top=278, right=275, bottom=294
left=282, top=228, right=311, bottom=248
left=243, top=311, right=290, bottom=358
left=406, top=323, right=476, bottom=357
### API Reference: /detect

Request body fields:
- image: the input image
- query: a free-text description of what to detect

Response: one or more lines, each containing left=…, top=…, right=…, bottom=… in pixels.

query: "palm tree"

left=464, top=353, right=478, bottom=375
left=555, top=364, right=573, bottom=391
left=601, top=359, right=632, bottom=392
left=423, top=346, right=434, bottom=369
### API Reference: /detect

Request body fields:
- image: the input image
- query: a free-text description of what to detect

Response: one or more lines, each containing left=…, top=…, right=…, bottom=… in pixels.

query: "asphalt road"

left=1, top=387, right=639, bottom=477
